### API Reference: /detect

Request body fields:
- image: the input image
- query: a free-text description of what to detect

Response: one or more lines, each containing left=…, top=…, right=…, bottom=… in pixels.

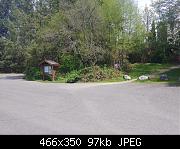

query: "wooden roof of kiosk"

left=39, top=60, right=60, bottom=67
left=39, top=60, right=60, bottom=81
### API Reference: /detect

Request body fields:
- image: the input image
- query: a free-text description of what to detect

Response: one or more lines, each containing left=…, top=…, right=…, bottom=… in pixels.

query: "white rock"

left=139, top=75, right=149, bottom=81
left=123, top=75, right=131, bottom=80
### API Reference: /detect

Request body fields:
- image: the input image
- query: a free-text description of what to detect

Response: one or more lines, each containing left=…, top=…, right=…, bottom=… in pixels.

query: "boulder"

left=139, top=75, right=149, bottom=81
left=160, top=74, right=168, bottom=81
left=123, top=75, right=131, bottom=80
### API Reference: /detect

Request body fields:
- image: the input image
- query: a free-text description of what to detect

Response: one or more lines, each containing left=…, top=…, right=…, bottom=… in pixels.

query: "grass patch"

left=154, top=68, right=180, bottom=85
left=129, top=63, right=172, bottom=78
left=37, top=77, right=66, bottom=83
left=163, top=68, right=180, bottom=82
left=130, top=63, right=180, bottom=84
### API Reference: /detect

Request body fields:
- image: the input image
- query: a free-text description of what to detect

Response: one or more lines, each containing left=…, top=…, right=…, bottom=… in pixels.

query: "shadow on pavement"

left=166, top=82, right=180, bottom=87
left=0, top=74, right=25, bottom=80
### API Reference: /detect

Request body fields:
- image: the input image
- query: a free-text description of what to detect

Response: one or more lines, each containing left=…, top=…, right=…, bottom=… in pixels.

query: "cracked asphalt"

left=0, top=74, right=179, bottom=134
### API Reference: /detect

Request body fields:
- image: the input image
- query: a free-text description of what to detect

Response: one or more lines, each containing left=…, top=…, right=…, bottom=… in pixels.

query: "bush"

left=103, top=66, right=121, bottom=79
left=60, top=54, right=83, bottom=73
left=80, top=66, right=105, bottom=82
left=66, top=70, right=81, bottom=83
left=80, top=66, right=121, bottom=82
left=121, top=59, right=132, bottom=73
left=25, top=67, right=41, bottom=81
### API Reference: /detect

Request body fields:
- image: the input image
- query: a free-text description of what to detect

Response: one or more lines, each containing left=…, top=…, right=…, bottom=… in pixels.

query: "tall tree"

left=0, top=0, right=13, bottom=37
left=148, top=20, right=156, bottom=50
left=153, top=0, right=180, bottom=61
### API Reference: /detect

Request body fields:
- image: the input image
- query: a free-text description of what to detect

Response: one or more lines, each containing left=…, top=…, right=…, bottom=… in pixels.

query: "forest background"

left=0, top=0, right=179, bottom=82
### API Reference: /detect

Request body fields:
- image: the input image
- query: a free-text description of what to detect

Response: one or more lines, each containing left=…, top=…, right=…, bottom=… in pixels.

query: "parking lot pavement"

left=0, top=74, right=179, bottom=134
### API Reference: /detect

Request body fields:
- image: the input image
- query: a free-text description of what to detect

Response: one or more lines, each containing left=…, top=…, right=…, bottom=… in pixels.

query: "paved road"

left=0, top=74, right=179, bottom=134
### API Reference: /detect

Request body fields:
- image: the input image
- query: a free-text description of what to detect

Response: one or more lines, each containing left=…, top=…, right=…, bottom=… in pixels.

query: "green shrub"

left=56, top=74, right=66, bottom=82
left=80, top=66, right=105, bottom=82
left=66, top=70, right=81, bottom=83
left=60, top=54, right=83, bottom=73
left=121, top=59, right=132, bottom=72
left=62, top=65, right=122, bottom=83
left=103, top=67, right=121, bottom=79
left=80, top=66, right=121, bottom=82
left=25, top=67, right=41, bottom=81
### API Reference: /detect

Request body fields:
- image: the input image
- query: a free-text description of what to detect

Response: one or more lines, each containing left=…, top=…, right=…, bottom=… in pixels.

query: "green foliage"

left=148, top=20, right=156, bottom=50
left=152, top=0, right=179, bottom=63
left=81, top=66, right=105, bottom=82
left=129, top=63, right=171, bottom=78
left=62, top=66, right=122, bottom=83
left=56, top=75, right=66, bottom=83
left=25, top=67, right=41, bottom=81
left=0, top=0, right=177, bottom=79
left=66, top=70, right=81, bottom=83
left=163, top=68, right=180, bottom=83
left=0, top=39, right=27, bottom=73
left=103, top=66, right=121, bottom=79
left=134, top=65, right=180, bottom=85
left=60, top=54, right=83, bottom=73
left=0, top=0, right=146, bottom=74
left=80, top=66, right=121, bottom=82
left=121, top=59, right=132, bottom=73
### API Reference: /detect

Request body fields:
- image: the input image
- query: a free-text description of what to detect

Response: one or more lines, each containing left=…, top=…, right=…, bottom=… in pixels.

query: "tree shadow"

left=167, top=82, right=180, bottom=87
left=1, top=74, right=25, bottom=80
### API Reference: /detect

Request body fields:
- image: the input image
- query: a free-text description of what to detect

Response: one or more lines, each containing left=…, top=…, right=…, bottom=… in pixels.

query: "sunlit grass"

left=129, top=63, right=172, bottom=78
left=130, top=63, right=180, bottom=84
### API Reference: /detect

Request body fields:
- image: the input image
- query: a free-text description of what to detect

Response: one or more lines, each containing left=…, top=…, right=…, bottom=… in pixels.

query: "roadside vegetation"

left=0, top=0, right=179, bottom=84
left=131, top=63, right=180, bottom=84
left=129, top=63, right=172, bottom=78
left=35, top=63, right=179, bottom=85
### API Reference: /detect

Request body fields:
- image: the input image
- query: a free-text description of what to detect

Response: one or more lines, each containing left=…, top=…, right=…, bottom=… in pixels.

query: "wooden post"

left=52, top=70, right=55, bottom=81
left=42, top=67, right=45, bottom=81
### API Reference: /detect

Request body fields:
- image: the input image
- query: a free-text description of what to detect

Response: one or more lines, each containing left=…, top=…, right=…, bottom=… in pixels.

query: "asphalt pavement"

left=0, top=74, right=179, bottom=134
